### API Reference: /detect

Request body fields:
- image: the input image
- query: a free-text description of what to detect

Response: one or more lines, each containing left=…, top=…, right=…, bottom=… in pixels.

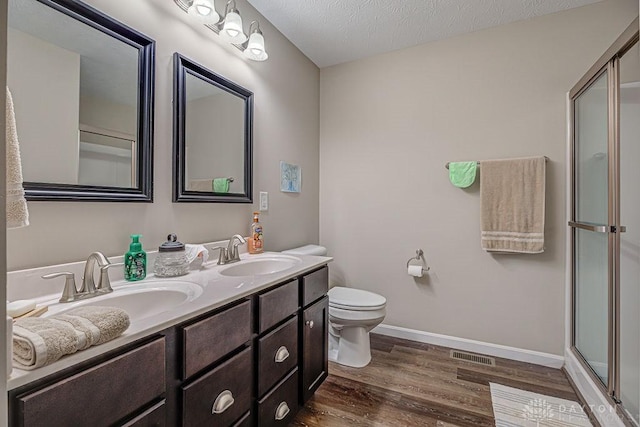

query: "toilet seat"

left=328, top=287, right=386, bottom=311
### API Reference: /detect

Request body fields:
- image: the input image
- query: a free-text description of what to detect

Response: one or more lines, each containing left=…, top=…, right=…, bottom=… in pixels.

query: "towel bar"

left=445, top=156, right=549, bottom=170
left=227, top=177, right=234, bottom=182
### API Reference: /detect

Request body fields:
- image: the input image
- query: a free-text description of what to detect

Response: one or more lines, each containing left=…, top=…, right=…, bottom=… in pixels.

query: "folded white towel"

left=6, top=87, right=29, bottom=229
left=185, top=244, right=210, bottom=267
left=12, top=306, right=130, bottom=370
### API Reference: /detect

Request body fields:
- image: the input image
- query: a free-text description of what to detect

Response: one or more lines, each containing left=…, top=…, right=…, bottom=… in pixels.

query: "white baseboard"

left=564, top=350, right=624, bottom=427
left=372, top=324, right=565, bottom=369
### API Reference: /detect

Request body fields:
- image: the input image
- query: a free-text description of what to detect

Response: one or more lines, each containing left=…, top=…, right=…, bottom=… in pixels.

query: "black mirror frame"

left=173, top=53, right=253, bottom=203
left=21, top=0, right=155, bottom=202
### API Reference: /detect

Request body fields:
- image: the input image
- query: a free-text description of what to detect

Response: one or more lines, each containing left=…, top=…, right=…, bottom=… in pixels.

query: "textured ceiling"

left=247, top=0, right=602, bottom=67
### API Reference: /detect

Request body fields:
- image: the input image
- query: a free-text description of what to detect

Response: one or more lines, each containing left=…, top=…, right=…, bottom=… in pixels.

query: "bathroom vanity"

left=6, top=254, right=330, bottom=426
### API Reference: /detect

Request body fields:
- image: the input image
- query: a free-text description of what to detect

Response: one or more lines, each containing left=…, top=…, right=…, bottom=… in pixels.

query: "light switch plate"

left=259, top=192, right=268, bottom=211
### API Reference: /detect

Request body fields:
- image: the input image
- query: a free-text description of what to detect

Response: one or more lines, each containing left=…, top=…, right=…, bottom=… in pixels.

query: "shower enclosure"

left=570, top=18, right=639, bottom=425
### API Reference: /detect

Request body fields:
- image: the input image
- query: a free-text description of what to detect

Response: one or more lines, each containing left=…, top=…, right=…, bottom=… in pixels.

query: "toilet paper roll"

left=408, top=265, right=423, bottom=277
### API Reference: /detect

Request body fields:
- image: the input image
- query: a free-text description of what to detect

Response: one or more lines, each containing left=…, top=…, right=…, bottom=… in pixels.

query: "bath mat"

left=490, top=383, right=592, bottom=426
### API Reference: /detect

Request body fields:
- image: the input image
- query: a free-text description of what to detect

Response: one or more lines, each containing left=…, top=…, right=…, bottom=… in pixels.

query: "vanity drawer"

left=122, top=400, right=166, bottom=427
left=301, top=266, right=328, bottom=307
left=258, top=280, right=298, bottom=333
left=182, top=300, right=251, bottom=379
left=257, top=315, right=298, bottom=397
left=257, top=368, right=299, bottom=427
left=182, top=347, right=252, bottom=427
left=17, top=338, right=165, bottom=427
left=233, top=412, right=252, bottom=427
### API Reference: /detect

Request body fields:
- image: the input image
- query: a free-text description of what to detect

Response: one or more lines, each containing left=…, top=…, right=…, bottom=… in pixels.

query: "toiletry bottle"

left=248, top=211, right=263, bottom=254
left=125, top=234, right=146, bottom=281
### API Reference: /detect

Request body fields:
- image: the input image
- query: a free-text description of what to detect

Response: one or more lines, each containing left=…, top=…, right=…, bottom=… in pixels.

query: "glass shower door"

left=572, top=71, right=611, bottom=385
left=618, top=40, right=639, bottom=424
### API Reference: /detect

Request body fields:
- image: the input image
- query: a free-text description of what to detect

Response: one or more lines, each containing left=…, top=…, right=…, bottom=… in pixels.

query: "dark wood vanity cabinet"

left=8, top=264, right=329, bottom=427
left=301, top=296, right=329, bottom=402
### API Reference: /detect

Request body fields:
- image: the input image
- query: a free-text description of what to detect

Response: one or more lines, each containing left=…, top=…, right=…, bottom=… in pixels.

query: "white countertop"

left=7, top=251, right=332, bottom=391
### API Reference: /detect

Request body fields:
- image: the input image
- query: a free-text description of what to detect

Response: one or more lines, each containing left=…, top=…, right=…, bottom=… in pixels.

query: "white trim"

left=565, top=350, right=624, bottom=427
left=372, top=324, right=564, bottom=369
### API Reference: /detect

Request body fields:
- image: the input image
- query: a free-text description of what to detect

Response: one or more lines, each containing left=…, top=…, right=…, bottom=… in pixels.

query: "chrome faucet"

left=43, top=252, right=122, bottom=303
left=227, top=234, right=246, bottom=263
left=212, top=235, right=247, bottom=265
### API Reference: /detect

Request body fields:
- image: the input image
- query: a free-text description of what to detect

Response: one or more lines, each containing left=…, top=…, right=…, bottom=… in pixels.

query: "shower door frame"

left=569, top=17, right=639, bottom=420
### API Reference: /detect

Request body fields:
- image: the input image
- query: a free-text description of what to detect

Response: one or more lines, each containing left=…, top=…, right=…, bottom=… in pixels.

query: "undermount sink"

left=219, top=256, right=301, bottom=277
left=45, top=280, right=203, bottom=322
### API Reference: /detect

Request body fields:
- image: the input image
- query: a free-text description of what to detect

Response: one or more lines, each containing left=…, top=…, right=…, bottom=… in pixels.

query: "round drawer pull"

left=275, top=401, right=290, bottom=420
left=212, top=390, right=235, bottom=414
left=275, top=346, right=290, bottom=363
left=306, top=320, right=314, bottom=329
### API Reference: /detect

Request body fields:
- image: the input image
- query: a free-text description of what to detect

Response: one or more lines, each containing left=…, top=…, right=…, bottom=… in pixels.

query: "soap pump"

left=125, top=234, right=146, bottom=281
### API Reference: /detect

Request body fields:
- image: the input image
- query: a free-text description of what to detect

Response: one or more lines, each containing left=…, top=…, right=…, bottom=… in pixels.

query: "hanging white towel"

left=6, top=87, right=29, bottom=229
left=480, top=156, right=546, bottom=254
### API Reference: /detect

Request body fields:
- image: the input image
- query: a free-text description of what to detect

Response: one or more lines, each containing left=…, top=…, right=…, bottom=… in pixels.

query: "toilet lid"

left=328, top=287, right=386, bottom=311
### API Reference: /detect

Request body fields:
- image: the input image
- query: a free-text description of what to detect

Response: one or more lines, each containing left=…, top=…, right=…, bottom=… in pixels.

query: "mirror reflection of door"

left=7, top=0, right=139, bottom=189
left=184, top=72, right=245, bottom=194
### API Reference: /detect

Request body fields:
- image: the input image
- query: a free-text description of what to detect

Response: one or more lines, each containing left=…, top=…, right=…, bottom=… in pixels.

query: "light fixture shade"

left=219, top=11, right=247, bottom=44
left=243, top=32, right=268, bottom=61
left=187, top=0, right=220, bottom=23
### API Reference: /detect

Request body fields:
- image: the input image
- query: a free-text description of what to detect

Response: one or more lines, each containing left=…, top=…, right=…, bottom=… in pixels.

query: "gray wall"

left=319, top=0, right=638, bottom=356
left=7, top=0, right=320, bottom=270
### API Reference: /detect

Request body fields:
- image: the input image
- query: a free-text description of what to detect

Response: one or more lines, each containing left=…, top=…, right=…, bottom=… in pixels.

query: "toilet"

left=282, top=245, right=387, bottom=368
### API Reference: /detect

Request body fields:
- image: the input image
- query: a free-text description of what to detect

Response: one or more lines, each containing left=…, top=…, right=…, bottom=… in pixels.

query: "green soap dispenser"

left=125, top=234, right=146, bottom=281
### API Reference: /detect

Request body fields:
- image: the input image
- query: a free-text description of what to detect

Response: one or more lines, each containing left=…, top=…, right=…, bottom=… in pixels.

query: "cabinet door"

left=301, top=296, right=328, bottom=402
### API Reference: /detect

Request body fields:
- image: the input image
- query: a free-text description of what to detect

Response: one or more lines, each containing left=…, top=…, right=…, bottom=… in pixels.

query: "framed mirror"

left=7, top=0, right=154, bottom=201
left=173, top=53, right=253, bottom=203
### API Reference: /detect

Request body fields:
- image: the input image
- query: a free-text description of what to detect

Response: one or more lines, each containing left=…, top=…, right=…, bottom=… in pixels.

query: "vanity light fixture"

left=187, top=0, right=219, bottom=23
left=176, top=0, right=268, bottom=61
left=218, top=0, right=247, bottom=44
left=243, top=21, right=268, bottom=61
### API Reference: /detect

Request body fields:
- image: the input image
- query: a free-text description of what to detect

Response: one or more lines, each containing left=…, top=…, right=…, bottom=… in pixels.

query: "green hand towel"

left=449, top=161, right=477, bottom=188
left=213, top=178, right=229, bottom=193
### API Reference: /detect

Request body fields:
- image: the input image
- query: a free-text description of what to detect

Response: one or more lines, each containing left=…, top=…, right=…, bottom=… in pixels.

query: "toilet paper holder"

left=406, top=249, right=430, bottom=274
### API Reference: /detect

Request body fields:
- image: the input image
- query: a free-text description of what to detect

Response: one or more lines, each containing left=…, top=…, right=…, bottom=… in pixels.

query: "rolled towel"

left=62, top=306, right=130, bottom=345
left=12, top=306, right=130, bottom=370
left=12, top=318, right=80, bottom=370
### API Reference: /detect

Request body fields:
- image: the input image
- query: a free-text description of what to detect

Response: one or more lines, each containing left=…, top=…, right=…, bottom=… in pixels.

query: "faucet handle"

left=209, top=246, right=229, bottom=265
left=228, top=235, right=246, bottom=262
left=98, top=262, right=124, bottom=293
left=42, top=272, right=78, bottom=303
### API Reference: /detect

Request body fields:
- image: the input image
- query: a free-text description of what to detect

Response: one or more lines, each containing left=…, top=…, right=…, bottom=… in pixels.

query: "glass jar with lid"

left=154, top=234, right=189, bottom=277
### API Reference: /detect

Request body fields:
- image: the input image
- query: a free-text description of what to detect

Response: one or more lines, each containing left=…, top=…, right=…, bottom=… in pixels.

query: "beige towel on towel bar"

left=189, top=179, right=213, bottom=192
left=6, top=87, right=29, bottom=228
left=480, top=157, right=546, bottom=254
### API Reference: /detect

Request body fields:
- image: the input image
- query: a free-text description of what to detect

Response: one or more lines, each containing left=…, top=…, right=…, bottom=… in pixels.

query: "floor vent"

left=450, top=350, right=496, bottom=367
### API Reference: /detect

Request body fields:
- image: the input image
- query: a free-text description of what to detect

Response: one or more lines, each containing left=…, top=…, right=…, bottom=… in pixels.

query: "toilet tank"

left=282, top=244, right=327, bottom=256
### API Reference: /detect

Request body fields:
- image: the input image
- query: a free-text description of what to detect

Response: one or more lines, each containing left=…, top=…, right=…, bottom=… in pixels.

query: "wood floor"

left=291, top=334, right=583, bottom=427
